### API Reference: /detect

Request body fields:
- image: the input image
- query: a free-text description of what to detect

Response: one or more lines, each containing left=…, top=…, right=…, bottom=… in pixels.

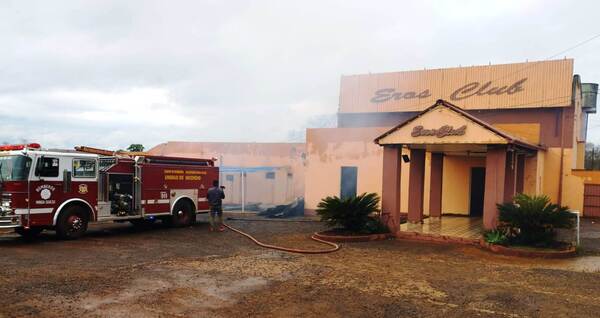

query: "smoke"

left=0, top=138, right=29, bottom=146
left=2, top=0, right=600, bottom=146
left=287, top=114, right=337, bottom=142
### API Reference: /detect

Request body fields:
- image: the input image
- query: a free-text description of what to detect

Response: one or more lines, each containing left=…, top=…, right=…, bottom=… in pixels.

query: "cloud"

left=0, top=0, right=599, bottom=150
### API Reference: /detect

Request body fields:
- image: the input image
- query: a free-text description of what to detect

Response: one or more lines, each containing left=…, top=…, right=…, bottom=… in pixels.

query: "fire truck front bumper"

left=0, top=208, right=21, bottom=229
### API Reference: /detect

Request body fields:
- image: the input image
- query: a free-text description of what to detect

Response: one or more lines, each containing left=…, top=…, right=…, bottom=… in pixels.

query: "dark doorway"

left=469, top=167, right=486, bottom=216
left=340, top=166, right=358, bottom=199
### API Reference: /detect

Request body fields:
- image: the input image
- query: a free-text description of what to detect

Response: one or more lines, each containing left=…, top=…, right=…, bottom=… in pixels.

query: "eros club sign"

left=411, top=125, right=467, bottom=138
left=370, top=78, right=528, bottom=103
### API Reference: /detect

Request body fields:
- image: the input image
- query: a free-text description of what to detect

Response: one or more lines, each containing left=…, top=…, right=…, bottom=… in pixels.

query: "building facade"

left=305, top=59, right=597, bottom=229
left=148, top=142, right=306, bottom=206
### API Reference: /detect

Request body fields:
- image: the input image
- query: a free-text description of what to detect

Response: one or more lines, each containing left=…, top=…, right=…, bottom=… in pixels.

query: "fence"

left=219, top=166, right=296, bottom=212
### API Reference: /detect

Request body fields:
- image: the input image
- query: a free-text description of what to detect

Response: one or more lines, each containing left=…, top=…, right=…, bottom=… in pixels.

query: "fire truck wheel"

left=170, top=201, right=195, bottom=227
left=56, top=205, right=89, bottom=239
left=15, top=227, right=43, bottom=239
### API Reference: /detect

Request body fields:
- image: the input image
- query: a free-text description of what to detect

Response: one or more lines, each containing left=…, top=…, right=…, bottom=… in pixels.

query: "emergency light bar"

left=0, top=143, right=42, bottom=151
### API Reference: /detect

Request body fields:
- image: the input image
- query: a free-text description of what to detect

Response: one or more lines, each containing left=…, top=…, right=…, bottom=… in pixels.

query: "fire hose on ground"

left=222, top=221, right=341, bottom=254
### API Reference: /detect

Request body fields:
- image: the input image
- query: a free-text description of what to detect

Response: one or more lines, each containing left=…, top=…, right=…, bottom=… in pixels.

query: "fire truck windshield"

left=0, top=155, right=32, bottom=181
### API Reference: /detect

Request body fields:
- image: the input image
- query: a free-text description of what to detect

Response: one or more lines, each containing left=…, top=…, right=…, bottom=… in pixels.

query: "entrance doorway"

left=469, top=167, right=486, bottom=216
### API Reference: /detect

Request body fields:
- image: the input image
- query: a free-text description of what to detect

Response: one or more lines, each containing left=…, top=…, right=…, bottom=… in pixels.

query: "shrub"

left=497, top=194, right=574, bottom=247
left=363, top=217, right=390, bottom=234
left=316, top=192, right=387, bottom=234
left=484, top=229, right=508, bottom=245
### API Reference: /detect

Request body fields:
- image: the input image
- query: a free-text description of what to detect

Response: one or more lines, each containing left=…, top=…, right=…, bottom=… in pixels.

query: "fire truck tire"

left=15, top=227, right=43, bottom=239
left=56, top=205, right=89, bottom=239
left=169, top=200, right=195, bottom=227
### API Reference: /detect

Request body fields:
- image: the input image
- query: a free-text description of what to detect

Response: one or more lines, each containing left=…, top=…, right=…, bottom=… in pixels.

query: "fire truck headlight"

left=1, top=193, right=12, bottom=214
left=0, top=206, right=10, bottom=217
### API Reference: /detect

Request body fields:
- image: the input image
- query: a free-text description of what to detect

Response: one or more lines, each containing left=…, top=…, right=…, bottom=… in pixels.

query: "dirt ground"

left=1, top=215, right=600, bottom=318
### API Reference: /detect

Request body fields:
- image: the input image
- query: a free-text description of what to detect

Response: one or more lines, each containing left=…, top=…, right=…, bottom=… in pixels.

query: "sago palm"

left=497, top=193, right=573, bottom=246
left=316, top=192, right=381, bottom=233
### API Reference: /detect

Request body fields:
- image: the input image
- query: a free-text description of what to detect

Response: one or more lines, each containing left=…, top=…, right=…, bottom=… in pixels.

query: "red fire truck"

left=0, top=143, right=218, bottom=239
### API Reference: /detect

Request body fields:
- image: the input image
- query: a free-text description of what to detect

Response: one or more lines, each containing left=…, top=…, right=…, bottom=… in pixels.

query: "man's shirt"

left=207, top=186, right=225, bottom=206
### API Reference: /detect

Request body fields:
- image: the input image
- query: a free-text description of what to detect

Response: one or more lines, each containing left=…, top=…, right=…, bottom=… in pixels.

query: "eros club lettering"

left=370, top=78, right=528, bottom=103
left=411, top=125, right=467, bottom=138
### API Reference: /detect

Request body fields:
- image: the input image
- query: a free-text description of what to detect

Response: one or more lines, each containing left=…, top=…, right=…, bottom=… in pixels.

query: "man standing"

left=206, top=180, right=225, bottom=232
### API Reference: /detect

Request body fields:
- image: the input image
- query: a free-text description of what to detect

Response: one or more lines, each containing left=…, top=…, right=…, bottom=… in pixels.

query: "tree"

left=126, top=144, right=144, bottom=152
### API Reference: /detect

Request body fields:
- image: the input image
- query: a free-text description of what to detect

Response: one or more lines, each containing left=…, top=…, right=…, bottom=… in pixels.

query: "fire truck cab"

left=0, top=144, right=218, bottom=239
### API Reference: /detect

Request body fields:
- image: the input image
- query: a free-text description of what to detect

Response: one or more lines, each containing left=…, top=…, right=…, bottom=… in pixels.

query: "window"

left=36, top=157, right=59, bottom=177
left=73, top=159, right=96, bottom=178
left=340, top=166, right=358, bottom=199
left=265, top=172, right=275, bottom=179
left=0, top=155, right=32, bottom=181
left=99, top=158, right=117, bottom=171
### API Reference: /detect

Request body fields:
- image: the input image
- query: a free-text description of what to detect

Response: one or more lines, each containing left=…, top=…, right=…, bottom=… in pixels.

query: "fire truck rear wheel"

left=56, top=205, right=89, bottom=239
left=169, top=201, right=195, bottom=227
left=15, top=227, right=43, bottom=239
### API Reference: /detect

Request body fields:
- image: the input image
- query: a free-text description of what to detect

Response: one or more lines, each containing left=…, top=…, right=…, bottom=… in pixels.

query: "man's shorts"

left=210, top=205, right=223, bottom=216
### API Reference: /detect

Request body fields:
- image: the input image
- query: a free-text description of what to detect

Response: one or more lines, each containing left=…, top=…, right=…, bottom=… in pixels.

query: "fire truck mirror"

left=63, top=170, right=72, bottom=193
left=34, top=156, right=44, bottom=177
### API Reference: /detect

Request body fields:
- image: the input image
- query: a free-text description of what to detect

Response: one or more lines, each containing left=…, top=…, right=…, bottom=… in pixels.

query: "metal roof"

left=0, top=150, right=99, bottom=158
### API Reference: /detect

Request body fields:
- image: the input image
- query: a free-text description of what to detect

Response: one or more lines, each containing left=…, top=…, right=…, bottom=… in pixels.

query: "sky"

left=1, top=0, right=600, bottom=150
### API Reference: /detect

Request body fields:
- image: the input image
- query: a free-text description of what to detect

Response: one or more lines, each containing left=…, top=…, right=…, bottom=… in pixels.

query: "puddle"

left=461, top=246, right=600, bottom=273
left=76, top=264, right=270, bottom=317
left=80, top=278, right=173, bottom=311
left=201, top=276, right=268, bottom=301
left=515, top=256, right=600, bottom=273
left=547, top=256, right=600, bottom=273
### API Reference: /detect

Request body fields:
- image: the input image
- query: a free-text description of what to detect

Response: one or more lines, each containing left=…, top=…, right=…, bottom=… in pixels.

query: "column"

left=408, top=148, right=426, bottom=223
left=483, top=146, right=507, bottom=229
left=429, top=153, right=443, bottom=218
left=516, top=154, right=525, bottom=194
left=381, top=146, right=402, bottom=232
left=503, top=151, right=517, bottom=203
